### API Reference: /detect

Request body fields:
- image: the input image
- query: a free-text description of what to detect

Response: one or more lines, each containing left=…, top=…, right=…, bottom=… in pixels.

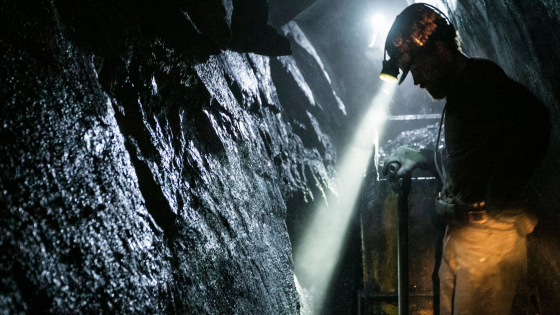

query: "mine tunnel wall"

left=0, top=1, right=343, bottom=313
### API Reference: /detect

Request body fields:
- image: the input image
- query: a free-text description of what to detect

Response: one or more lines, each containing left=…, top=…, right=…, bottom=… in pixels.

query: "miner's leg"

left=446, top=216, right=528, bottom=315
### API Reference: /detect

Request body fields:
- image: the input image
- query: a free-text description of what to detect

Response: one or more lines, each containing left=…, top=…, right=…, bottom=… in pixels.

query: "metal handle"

left=387, top=162, right=400, bottom=175
left=383, top=162, right=411, bottom=315
left=389, top=165, right=411, bottom=315
left=397, top=173, right=411, bottom=315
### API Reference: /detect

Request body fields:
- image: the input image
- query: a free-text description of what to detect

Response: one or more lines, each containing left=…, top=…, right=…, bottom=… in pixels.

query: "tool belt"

left=435, top=194, right=488, bottom=224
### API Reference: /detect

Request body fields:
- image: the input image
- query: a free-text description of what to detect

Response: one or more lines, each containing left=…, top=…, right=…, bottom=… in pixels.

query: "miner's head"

left=380, top=3, right=461, bottom=99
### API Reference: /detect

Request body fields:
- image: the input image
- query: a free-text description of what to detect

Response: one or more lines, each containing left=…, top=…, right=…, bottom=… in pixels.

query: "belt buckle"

left=468, top=210, right=488, bottom=224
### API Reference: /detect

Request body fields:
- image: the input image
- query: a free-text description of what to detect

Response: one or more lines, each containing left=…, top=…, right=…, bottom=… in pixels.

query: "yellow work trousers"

left=439, top=212, right=537, bottom=315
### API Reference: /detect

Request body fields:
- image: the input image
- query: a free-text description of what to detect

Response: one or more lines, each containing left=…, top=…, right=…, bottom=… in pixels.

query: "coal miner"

left=380, top=3, right=550, bottom=314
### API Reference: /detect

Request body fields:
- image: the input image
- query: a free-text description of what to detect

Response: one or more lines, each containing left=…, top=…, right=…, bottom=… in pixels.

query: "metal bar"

left=359, top=292, right=434, bottom=299
left=358, top=291, right=362, bottom=315
left=398, top=174, right=412, bottom=315
left=378, top=177, right=436, bottom=181
left=386, top=114, right=442, bottom=120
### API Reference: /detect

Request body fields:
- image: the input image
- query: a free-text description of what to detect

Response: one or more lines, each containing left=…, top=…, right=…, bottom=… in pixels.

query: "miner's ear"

left=435, top=40, right=451, bottom=58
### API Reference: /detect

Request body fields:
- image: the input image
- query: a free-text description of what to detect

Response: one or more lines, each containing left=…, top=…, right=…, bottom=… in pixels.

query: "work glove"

left=382, top=146, right=427, bottom=178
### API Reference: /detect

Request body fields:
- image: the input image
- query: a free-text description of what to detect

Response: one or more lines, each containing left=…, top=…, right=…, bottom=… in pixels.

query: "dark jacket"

left=421, top=58, right=550, bottom=209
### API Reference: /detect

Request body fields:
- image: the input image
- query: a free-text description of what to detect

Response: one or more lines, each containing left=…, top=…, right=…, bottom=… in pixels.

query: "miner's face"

left=409, top=42, right=454, bottom=100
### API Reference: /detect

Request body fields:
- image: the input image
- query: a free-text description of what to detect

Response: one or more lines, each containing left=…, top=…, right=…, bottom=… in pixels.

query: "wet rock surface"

left=1, top=1, right=342, bottom=314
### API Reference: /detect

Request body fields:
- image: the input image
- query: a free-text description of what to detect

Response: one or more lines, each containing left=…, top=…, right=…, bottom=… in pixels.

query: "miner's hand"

left=382, top=146, right=427, bottom=178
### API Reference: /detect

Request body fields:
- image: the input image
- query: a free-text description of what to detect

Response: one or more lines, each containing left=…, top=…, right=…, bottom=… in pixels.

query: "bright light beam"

left=368, top=13, right=391, bottom=48
left=370, top=14, right=386, bottom=30
left=294, top=82, right=396, bottom=313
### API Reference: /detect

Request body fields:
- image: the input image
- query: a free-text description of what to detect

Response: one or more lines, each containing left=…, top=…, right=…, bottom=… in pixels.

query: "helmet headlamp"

left=379, top=3, right=453, bottom=85
left=379, top=56, right=399, bottom=83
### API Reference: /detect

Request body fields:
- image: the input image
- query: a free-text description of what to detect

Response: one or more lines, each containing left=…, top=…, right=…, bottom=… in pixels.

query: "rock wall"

left=0, top=1, right=344, bottom=313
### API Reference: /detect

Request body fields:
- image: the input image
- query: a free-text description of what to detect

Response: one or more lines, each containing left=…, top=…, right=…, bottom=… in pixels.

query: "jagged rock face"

left=0, top=1, right=342, bottom=314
